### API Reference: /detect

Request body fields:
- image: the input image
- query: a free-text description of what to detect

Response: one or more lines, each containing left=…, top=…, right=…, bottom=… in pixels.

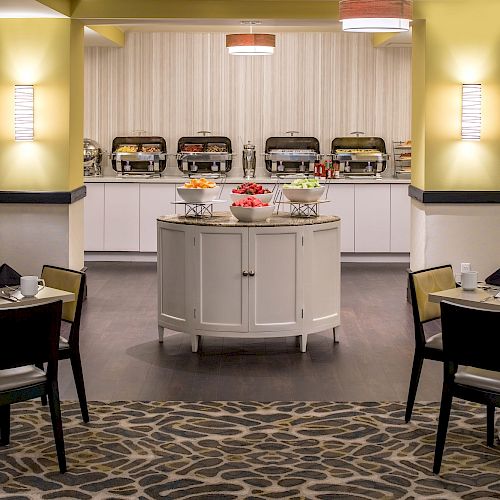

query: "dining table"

left=429, top=285, right=500, bottom=311
left=0, top=286, right=75, bottom=309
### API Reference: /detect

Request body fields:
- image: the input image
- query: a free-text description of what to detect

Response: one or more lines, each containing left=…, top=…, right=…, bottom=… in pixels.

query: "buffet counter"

left=84, top=177, right=411, bottom=260
left=157, top=214, right=341, bottom=353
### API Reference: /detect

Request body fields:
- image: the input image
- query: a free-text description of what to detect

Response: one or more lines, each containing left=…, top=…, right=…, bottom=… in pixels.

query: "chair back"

left=41, top=266, right=85, bottom=345
left=409, top=265, right=455, bottom=348
left=441, top=301, right=500, bottom=372
left=0, top=301, right=62, bottom=372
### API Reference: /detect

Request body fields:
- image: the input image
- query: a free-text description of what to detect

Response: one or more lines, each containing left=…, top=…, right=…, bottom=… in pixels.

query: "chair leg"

left=433, top=383, right=454, bottom=474
left=0, top=405, right=11, bottom=446
left=405, top=351, right=424, bottom=423
left=487, top=404, right=495, bottom=447
left=70, top=350, right=89, bottom=423
left=47, top=382, right=67, bottom=473
left=36, top=363, right=48, bottom=406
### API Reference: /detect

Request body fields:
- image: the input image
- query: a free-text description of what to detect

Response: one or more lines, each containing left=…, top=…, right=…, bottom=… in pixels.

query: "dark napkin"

left=0, top=263, right=21, bottom=287
left=485, top=268, right=500, bottom=287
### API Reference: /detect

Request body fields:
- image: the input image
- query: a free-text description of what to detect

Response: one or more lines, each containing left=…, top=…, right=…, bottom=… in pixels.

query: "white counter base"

left=157, top=215, right=341, bottom=353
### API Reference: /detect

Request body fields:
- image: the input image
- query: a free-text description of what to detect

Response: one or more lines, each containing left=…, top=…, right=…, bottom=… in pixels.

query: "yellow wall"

left=0, top=19, right=84, bottom=191
left=412, top=0, right=500, bottom=191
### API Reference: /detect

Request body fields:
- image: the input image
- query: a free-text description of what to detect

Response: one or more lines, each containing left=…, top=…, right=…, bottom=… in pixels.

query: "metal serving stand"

left=112, top=151, right=167, bottom=177
left=392, top=141, right=411, bottom=178
left=172, top=174, right=228, bottom=218
left=271, top=175, right=332, bottom=218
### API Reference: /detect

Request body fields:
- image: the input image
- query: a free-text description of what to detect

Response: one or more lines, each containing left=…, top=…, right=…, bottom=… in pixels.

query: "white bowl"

left=177, top=186, right=219, bottom=203
left=282, top=186, right=325, bottom=202
left=230, top=192, right=273, bottom=204
left=230, top=205, right=274, bottom=222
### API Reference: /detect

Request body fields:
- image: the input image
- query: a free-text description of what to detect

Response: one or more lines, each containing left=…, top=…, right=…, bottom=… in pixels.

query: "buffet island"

left=157, top=213, right=340, bottom=352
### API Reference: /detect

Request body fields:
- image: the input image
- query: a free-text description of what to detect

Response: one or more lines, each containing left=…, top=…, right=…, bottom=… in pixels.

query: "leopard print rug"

left=0, top=401, right=499, bottom=499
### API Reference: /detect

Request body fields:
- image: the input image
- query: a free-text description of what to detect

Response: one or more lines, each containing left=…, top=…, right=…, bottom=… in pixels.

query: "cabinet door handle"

left=249, top=271, right=255, bottom=277
left=242, top=271, right=249, bottom=276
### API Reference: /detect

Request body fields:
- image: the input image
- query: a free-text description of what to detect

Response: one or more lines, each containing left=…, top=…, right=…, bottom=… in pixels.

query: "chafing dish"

left=111, top=136, right=167, bottom=177
left=176, top=135, right=234, bottom=175
left=331, top=135, right=389, bottom=176
left=264, top=136, right=321, bottom=175
left=83, top=138, right=103, bottom=177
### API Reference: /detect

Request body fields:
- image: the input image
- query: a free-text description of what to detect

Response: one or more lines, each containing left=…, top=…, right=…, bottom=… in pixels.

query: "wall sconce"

left=14, top=85, right=34, bottom=141
left=461, top=83, right=481, bottom=141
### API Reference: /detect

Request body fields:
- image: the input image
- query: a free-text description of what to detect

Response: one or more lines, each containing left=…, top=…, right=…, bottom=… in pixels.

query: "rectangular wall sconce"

left=461, top=83, right=481, bottom=141
left=14, top=85, right=34, bottom=141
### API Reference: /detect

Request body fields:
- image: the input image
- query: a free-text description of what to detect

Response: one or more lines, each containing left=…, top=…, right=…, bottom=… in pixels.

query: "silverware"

left=0, top=293, right=19, bottom=302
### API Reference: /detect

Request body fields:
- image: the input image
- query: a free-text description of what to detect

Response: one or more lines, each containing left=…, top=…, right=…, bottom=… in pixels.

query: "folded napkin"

left=485, top=268, right=500, bottom=287
left=0, top=263, right=21, bottom=287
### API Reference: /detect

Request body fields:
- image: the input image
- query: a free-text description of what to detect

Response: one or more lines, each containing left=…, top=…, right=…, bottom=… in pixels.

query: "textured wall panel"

left=84, top=32, right=411, bottom=176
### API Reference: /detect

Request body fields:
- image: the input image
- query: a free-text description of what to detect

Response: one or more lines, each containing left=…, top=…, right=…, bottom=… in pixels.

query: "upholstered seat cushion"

left=425, top=332, right=443, bottom=350
left=455, top=367, right=500, bottom=393
left=0, top=365, right=46, bottom=392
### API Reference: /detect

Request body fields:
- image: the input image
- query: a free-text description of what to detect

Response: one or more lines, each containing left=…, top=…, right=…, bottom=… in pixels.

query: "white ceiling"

left=0, top=0, right=66, bottom=18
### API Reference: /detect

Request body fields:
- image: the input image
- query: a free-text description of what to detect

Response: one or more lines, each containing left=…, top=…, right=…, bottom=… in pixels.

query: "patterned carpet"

left=0, top=401, right=499, bottom=500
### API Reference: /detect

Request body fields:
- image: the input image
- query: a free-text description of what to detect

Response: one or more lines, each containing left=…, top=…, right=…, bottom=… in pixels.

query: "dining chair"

left=405, top=264, right=456, bottom=422
left=41, top=265, right=88, bottom=423
left=433, top=300, right=500, bottom=474
left=0, top=300, right=67, bottom=473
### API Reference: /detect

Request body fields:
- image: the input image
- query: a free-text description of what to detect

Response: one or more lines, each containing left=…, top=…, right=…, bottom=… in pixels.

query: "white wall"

left=410, top=200, right=500, bottom=280
left=84, top=31, right=411, bottom=176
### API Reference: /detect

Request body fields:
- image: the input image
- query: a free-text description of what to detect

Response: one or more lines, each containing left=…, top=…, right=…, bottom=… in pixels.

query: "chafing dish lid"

left=265, top=137, right=320, bottom=153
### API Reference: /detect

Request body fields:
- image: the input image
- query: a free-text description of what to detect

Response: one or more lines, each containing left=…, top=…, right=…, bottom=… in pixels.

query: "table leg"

left=158, top=326, right=164, bottom=343
left=299, top=334, right=308, bottom=353
left=191, top=334, right=201, bottom=353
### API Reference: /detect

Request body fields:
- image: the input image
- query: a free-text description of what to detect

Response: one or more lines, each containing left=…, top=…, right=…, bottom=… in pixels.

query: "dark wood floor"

left=58, top=262, right=443, bottom=402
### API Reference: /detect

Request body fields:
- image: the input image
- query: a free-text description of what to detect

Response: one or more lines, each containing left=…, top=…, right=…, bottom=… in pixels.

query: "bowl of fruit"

left=230, top=196, right=274, bottom=222
left=177, top=178, right=219, bottom=203
left=231, top=182, right=273, bottom=204
left=282, top=178, right=325, bottom=202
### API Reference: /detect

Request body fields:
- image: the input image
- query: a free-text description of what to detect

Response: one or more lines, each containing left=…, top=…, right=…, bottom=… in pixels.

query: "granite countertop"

left=85, top=175, right=410, bottom=185
left=158, top=212, right=340, bottom=227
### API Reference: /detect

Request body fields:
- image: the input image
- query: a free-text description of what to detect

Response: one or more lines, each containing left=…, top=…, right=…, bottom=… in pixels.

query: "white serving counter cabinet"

left=84, top=176, right=411, bottom=260
left=157, top=213, right=341, bottom=352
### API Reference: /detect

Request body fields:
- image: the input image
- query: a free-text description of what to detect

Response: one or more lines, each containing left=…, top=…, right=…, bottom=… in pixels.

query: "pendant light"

left=226, top=21, right=275, bottom=56
left=339, top=0, right=413, bottom=33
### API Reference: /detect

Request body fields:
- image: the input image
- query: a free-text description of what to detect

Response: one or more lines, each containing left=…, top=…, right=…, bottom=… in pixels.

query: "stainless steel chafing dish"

left=83, top=138, right=103, bottom=177
left=331, top=134, right=389, bottom=176
left=176, top=133, right=234, bottom=175
left=264, top=135, right=321, bottom=175
left=110, top=136, right=167, bottom=177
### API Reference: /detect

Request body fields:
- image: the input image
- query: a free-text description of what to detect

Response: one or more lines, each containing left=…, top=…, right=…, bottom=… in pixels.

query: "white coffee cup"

left=461, top=271, right=478, bottom=291
left=20, top=276, right=45, bottom=297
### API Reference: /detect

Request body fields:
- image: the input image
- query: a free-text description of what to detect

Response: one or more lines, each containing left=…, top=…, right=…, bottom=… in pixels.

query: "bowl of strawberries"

left=231, top=182, right=273, bottom=204
left=230, top=196, right=274, bottom=222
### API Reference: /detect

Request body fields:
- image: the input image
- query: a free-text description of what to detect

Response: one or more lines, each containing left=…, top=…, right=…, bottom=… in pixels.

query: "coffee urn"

left=242, top=141, right=256, bottom=178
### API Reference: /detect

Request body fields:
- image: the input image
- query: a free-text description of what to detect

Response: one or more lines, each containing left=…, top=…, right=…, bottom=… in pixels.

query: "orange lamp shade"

left=339, top=0, right=413, bottom=32
left=226, top=34, right=276, bottom=55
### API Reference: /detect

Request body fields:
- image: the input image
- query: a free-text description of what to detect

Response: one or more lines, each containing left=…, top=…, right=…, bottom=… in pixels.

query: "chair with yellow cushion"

left=41, top=265, right=88, bottom=423
left=405, top=264, right=456, bottom=422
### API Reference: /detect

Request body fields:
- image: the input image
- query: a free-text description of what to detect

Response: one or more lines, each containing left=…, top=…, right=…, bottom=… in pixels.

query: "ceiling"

left=0, top=0, right=66, bottom=18
left=0, top=1, right=411, bottom=46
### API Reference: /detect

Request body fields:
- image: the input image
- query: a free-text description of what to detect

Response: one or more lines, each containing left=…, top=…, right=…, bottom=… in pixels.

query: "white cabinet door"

left=84, top=183, right=105, bottom=251
left=322, top=184, right=355, bottom=252
left=354, top=184, right=391, bottom=252
left=104, top=183, right=140, bottom=251
left=390, top=184, right=411, bottom=253
left=140, top=184, right=176, bottom=252
left=158, top=223, right=191, bottom=331
left=248, top=227, right=303, bottom=332
left=195, top=226, right=249, bottom=332
left=304, top=223, right=341, bottom=331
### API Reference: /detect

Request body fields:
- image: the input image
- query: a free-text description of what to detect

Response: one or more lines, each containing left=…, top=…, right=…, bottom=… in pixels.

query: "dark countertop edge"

left=0, top=186, right=86, bottom=204
left=409, top=185, right=500, bottom=204
left=157, top=214, right=341, bottom=227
